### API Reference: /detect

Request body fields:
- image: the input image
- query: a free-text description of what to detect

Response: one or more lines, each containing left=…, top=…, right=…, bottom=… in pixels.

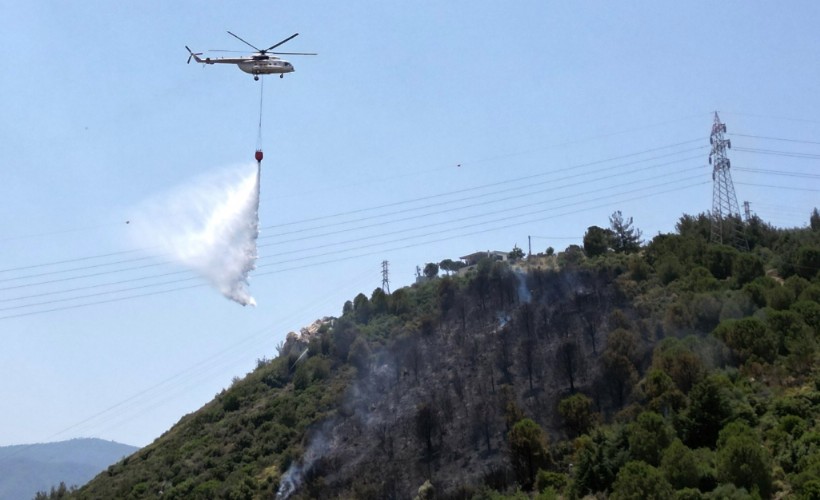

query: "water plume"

left=129, top=163, right=261, bottom=306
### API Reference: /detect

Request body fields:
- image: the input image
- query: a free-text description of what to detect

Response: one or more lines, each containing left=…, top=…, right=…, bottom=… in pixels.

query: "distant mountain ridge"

left=0, top=438, right=138, bottom=500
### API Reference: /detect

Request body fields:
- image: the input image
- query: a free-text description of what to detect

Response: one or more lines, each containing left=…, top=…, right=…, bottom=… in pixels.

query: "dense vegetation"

left=68, top=210, right=819, bottom=499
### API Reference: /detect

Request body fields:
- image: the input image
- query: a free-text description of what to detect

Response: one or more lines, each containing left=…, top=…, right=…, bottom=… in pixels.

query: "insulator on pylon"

left=727, top=140, right=731, bottom=149
left=710, top=137, right=713, bottom=145
left=709, top=156, right=712, bottom=165
left=255, top=150, right=263, bottom=163
left=726, top=159, right=731, bottom=168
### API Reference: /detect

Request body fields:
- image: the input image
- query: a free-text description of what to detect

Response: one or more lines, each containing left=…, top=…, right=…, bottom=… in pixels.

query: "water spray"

left=129, top=163, right=261, bottom=306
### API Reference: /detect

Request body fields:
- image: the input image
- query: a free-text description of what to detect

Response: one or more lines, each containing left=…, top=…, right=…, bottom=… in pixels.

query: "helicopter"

left=186, top=31, right=316, bottom=80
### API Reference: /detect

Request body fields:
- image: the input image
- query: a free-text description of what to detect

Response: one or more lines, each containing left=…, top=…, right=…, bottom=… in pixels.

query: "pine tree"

left=609, top=211, right=643, bottom=253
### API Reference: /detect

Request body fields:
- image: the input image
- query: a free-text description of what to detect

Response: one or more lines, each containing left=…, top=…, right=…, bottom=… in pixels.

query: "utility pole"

left=709, top=112, right=748, bottom=250
left=528, top=235, right=532, bottom=259
left=381, top=260, right=390, bottom=294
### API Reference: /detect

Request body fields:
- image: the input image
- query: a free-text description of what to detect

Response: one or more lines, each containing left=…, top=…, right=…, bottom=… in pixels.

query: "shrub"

left=610, top=461, right=673, bottom=500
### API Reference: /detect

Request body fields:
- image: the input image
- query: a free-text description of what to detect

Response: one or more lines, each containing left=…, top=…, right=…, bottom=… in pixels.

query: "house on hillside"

left=455, top=250, right=509, bottom=276
left=460, top=250, right=508, bottom=267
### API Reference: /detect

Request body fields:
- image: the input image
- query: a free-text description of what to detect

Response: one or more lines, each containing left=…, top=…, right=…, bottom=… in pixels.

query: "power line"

left=253, top=181, right=709, bottom=278
left=258, top=168, right=707, bottom=258
left=721, top=111, right=820, bottom=125
left=0, top=144, right=706, bottom=290
left=0, top=178, right=706, bottom=320
left=729, top=133, right=820, bottom=146
left=0, top=139, right=705, bottom=282
left=259, top=147, right=706, bottom=241
left=735, top=182, right=820, bottom=192
left=258, top=157, right=705, bottom=248
left=0, top=249, right=146, bottom=275
left=260, top=138, right=705, bottom=231
left=2, top=134, right=812, bottom=317
left=3, top=270, right=376, bottom=452
left=733, top=147, right=820, bottom=160
left=734, top=167, right=820, bottom=179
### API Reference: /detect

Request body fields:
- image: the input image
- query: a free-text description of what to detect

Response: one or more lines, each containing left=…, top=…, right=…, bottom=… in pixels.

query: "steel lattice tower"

left=709, top=112, right=748, bottom=249
left=381, top=260, right=390, bottom=294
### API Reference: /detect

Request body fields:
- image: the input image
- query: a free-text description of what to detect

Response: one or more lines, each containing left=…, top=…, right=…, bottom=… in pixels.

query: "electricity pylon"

left=709, top=112, right=748, bottom=250
left=381, top=260, right=390, bottom=294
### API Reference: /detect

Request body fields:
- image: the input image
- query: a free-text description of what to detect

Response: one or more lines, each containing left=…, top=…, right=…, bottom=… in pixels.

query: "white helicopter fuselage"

left=190, top=53, right=295, bottom=78
left=238, top=59, right=294, bottom=76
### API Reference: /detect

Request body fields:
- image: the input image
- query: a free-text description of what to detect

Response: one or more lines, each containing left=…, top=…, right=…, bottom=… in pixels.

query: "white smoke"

left=129, top=163, right=261, bottom=306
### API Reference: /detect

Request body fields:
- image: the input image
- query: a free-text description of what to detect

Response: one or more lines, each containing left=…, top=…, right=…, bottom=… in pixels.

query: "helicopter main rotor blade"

left=270, top=51, right=317, bottom=56
left=266, top=33, right=299, bottom=52
left=226, top=31, right=261, bottom=52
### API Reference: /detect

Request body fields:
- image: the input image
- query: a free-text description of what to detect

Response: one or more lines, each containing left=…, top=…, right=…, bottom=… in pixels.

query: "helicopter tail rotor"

left=185, top=46, right=203, bottom=64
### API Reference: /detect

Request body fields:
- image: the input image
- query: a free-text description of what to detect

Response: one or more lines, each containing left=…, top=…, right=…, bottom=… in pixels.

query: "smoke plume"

left=129, top=163, right=261, bottom=306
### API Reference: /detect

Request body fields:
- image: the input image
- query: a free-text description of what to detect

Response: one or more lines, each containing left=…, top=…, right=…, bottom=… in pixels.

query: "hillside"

left=72, top=211, right=819, bottom=499
left=0, top=438, right=138, bottom=500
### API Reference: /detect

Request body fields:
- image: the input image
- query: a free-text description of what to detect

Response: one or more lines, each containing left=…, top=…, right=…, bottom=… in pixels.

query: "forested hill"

left=73, top=211, right=819, bottom=499
left=0, top=438, right=137, bottom=500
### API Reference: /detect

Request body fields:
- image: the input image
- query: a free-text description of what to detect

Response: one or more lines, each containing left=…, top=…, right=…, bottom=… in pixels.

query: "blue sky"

left=1, top=2, right=818, bottom=447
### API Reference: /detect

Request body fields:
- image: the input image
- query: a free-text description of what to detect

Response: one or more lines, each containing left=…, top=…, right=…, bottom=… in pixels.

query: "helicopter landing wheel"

left=254, top=75, right=259, bottom=81
left=280, top=74, right=284, bottom=79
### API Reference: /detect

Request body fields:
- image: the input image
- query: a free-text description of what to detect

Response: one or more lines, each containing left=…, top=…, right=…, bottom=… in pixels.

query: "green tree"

left=370, top=287, right=388, bottom=315
left=583, top=225, right=612, bottom=257
left=35, top=482, right=77, bottom=499
left=558, top=393, right=596, bottom=437
left=439, top=258, right=466, bottom=275
left=610, top=461, right=674, bottom=500
left=602, top=350, right=638, bottom=406
left=792, top=300, right=820, bottom=334
left=642, top=369, right=687, bottom=416
left=353, top=292, right=372, bottom=324
left=572, top=428, right=630, bottom=496
left=733, top=253, right=764, bottom=286
left=558, top=244, right=585, bottom=267
left=706, top=244, right=738, bottom=280
left=684, top=375, right=733, bottom=449
left=389, top=288, right=411, bottom=316
left=602, top=328, right=640, bottom=406
left=713, top=317, right=777, bottom=364
left=347, top=336, right=371, bottom=372
left=508, top=418, right=551, bottom=490
left=796, top=245, right=820, bottom=279
left=676, top=213, right=712, bottom=241
left=660, top=439, right=700, bottom=490
left=651, top=338, right=704, bottom=394
left=628, top=412, right=674, bottom=466
left=509, top=245, right=526, bottom=261
left=766, top=309, right=815, bottom=368
left=331, top=317, right=359, bottom=362
left=610, top=211, right=643, bottom=253
left=716, top=432, right=773, bottom=498
left=423, top=262, right=439, bottom=279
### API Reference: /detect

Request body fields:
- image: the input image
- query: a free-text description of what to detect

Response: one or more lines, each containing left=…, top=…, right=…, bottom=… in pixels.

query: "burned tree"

left=555, top=338, right=584, bottom=393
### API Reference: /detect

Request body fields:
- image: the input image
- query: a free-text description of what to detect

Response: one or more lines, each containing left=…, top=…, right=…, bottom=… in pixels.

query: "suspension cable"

left=257, top=77, right=264, bottom=150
